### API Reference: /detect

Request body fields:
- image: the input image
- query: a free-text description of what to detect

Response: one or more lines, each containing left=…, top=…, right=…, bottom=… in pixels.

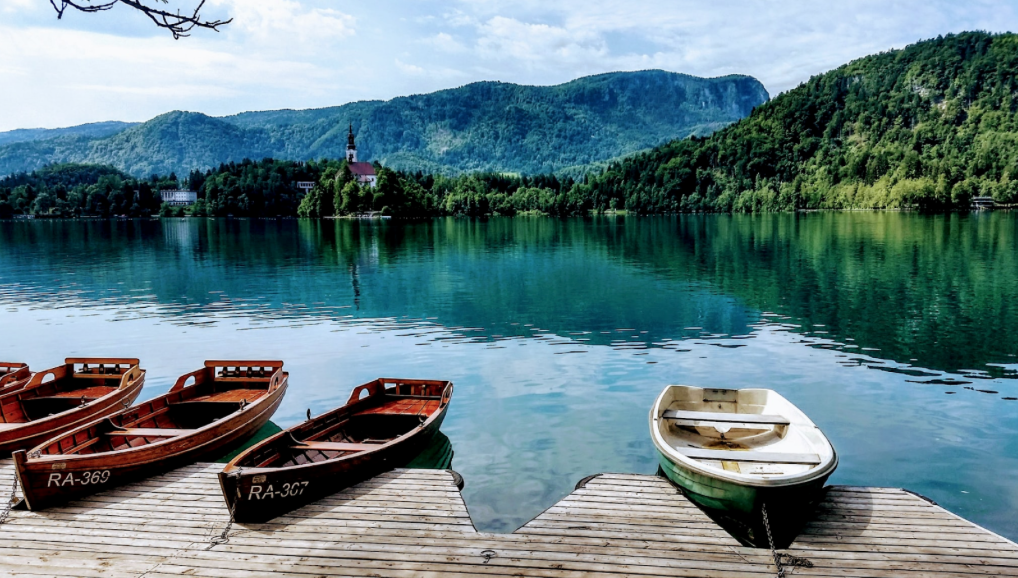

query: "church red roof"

left=349, top=162, right=376, bottom=176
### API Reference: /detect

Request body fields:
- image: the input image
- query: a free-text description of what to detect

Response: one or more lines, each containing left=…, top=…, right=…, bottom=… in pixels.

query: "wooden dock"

left=0, top=460, right=1014, bottom=577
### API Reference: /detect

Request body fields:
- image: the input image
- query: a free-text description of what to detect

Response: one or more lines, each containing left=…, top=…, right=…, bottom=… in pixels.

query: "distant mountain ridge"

left=0, top=121, right=137, bottom=147
left=0, top=70, right=768, bottom=177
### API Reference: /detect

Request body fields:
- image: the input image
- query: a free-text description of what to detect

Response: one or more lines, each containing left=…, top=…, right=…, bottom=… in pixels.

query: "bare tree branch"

left=49, top=0, right=232, bottom=39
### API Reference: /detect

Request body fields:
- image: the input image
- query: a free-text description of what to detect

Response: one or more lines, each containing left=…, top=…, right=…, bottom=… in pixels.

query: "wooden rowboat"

left=14, top=360, right=288, bottom=511
left=0, top=363, right=31, bottom=396
left=650, top=385, right=837, bottom=548
left=0, top=358, right=145, bottom=456
left=220, top=378, right=453, bottom=522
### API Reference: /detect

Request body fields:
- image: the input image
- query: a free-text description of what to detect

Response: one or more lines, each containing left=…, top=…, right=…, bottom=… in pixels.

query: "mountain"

left=0, top=121, right=137, bottom=147
left=0, top=70, right=769, bottom=177
left=579, top=32, right=1018, bottom=212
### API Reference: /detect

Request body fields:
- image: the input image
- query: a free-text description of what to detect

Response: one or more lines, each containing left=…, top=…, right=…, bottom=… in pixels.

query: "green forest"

left=0, top=70, right=766, bottom=178
left=582, top=31, right=1018, bottom=211
left=2, top=32, right=1017, bottom=218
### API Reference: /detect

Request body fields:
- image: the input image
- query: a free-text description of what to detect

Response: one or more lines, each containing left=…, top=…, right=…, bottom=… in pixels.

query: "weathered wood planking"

left=0, top=462, right=1013, bottom=577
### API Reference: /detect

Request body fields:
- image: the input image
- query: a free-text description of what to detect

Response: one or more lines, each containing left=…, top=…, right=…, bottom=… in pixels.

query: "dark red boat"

left=0, top=358, right=145, bottom=455
left=219, top=378, right=452, bottom=522
left=14, top=360, right=287, bottom=510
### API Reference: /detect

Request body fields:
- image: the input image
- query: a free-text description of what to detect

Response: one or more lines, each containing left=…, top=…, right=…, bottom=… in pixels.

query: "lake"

left=0, top=213, right=1016, bottom=538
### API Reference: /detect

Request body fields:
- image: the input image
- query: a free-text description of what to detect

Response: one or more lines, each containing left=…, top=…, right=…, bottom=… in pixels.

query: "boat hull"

left=221, top=404, right=448, bottom=523
left=657, top=449, right=831, bottom=548
left=15, top=369, right=286, bottom=510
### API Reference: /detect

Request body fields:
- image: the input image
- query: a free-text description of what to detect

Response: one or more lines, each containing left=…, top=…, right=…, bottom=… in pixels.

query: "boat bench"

left=22, top=396, right=102, bottom=420
left=662, top=409, right=790, bottom=426
left=292, top=441, right=381, bottom=453
left=675, top=446, right=821, bottom=465
left=167, top=401, right=245, bottom=429
left=108, top=428, right=195, bottom=438
left=50, top=386, right=117, bottom=399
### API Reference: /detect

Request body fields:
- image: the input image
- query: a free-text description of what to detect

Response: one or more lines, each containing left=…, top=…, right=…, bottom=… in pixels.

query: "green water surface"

left=0, top=214, right=1015, bottom=536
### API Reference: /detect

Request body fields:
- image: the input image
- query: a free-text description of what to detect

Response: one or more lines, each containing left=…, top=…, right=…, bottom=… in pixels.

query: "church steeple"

left=346, top=123, right=357, bottom=162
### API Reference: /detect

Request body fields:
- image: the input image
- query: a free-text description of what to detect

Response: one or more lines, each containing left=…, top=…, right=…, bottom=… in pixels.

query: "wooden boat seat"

left=292, top=441, right=381, bottom=452
left=675, top=446, right=821, bottom=464
left=166, top=400, right=247, bottom=429
left=361, top=398, right=441, bottom=416
left=49, top=386, right=117, bottom=399
left=192, top=389, right=266, bottom=403
left=108, top=428, right=195, bottom=438
left=21, top=396, right=103, bottom=420
left=662, top=409, right=790, bottom=426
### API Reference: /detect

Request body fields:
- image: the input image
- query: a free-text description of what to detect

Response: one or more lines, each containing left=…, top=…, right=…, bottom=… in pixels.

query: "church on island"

left=346, top=125, right=377, bottom=188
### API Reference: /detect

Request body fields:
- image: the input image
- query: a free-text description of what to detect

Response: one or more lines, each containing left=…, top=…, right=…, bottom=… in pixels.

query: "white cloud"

left=212, top=0, right=355, bottom=47
left=3, top=1, right=1018, bottom=130
left=0, top=23, right=352, bottom=129
left=394, top=58, right=426, bottom=75
left=0, top=0, right=35, bottom=14
left=452, top=0, right=1018, bottom=92
left=424, top=32, right=466, bottom=53
left=442, top=10, right=476, bottom=28
left=476, top=16, right=606, bottom=65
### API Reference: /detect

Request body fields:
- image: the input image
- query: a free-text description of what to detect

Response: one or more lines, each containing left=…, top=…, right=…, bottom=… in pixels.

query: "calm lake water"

left=1, top=214, right=1016, bottom=538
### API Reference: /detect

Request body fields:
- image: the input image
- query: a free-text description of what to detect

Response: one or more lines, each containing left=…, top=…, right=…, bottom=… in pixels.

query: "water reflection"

left=0, top=215, right=1016, bottom=537
left=2, top=216, right=1016, bottom=379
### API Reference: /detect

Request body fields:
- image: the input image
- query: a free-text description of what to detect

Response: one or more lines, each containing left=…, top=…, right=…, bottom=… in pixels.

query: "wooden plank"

left=673, top=446, right=821, bottom=464
left=661, top=410, right=790, bottom=425
left=292, top=441, right=379, bottom=452
left=0, top=461, right=1012, bottom=578
left=108, top=427, right=195, bottom=437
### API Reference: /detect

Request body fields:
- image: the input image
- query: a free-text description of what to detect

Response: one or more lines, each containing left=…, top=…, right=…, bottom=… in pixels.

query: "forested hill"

left=0, top=70, right=768, bottom=178
left=0, top=121, right=136, bottom=147
left=580, top=32, right=1018, bottom=212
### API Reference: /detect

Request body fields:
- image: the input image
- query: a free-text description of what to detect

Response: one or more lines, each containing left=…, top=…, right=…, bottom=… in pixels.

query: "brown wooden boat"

left=0, top=358, right=145, bottom=456
left=0, top=363, right=31, bottom=396
left=14, top=360, right=288, bottom=511
left=219, top=378, right=452, bottom=522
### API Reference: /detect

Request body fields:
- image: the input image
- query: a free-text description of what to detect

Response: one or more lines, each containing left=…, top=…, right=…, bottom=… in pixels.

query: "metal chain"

left=0, top=475, right=18, bottom=526
left=762, top=502, right=786, bottom=578
left=761, top=502, right=813, bottom=577
left=207, top=496, right=238, bottom=550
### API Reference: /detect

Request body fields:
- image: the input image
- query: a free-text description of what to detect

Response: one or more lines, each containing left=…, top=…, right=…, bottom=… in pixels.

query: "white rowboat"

left=650, top=385, right=837, bottom=547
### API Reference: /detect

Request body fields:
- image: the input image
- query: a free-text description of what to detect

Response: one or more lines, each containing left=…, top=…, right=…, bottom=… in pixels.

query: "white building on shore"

left=160, top=190, right=198, bottom=206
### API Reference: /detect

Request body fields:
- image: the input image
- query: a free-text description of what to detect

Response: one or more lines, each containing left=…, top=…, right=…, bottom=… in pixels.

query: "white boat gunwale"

left=651, top=385, right=838, bottom=488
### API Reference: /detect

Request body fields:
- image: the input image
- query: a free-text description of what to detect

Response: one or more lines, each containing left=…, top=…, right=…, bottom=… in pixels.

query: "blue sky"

left=1, top=0, right=1017, bottom=131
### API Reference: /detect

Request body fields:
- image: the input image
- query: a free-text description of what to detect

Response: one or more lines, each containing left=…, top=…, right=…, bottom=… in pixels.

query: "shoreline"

left=2, top=206, right=1014, bottom=221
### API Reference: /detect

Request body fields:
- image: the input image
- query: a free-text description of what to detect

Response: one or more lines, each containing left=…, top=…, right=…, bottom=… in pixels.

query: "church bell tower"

left=346, top=123, right=358, bottom=163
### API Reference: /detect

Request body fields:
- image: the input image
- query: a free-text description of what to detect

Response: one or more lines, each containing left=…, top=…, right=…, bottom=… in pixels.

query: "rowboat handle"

left=120, top=365, right=143, bottom=388
left=28, top=366, right=66, bottom=387
left=269, top=369, right=285, bottom=391
left=347, top=380, right=385, bottom=404
left=170, top=369, right=205, bottom=392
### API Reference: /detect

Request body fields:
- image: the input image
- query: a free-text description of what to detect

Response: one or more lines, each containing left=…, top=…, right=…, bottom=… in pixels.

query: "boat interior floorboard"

left=0, top=460, right=1012, bottom=577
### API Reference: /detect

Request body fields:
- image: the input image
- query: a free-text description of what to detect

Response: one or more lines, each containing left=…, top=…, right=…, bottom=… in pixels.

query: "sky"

left=1, top=0, right=1017, bottom=131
